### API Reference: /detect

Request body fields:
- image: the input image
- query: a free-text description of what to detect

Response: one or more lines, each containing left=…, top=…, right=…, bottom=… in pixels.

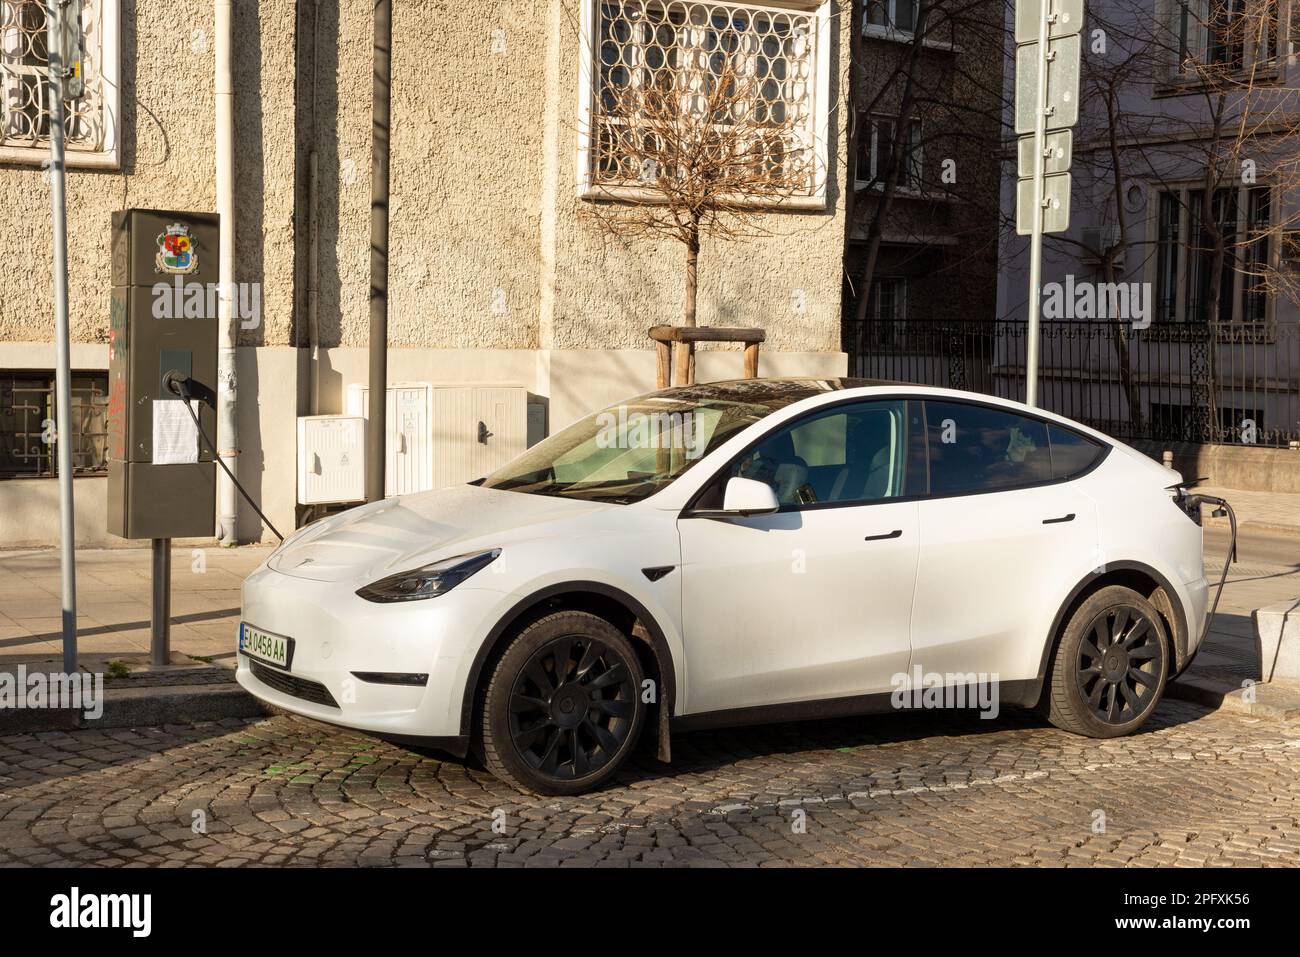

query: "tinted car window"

left=1048, top=424, right=1105, bottom=479
left=924, top=400, right=1052, bottom=495
left=717, top=399, right=911, bottom=507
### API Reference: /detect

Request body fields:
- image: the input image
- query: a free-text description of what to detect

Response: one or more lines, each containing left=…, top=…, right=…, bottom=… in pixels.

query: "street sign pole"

left=1025, top=0, right=1051, bottom=407
left=46, top=0, right=78, bottom=674
left=1016, top=0, right=1084, bottom=406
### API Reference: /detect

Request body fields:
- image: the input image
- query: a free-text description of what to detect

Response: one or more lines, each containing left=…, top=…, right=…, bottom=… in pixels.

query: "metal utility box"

left=343, top=383, right=530, bottom=493
left=430, top=385, right=529, bottom=487
left=297, top=415, right=366, bottom=505
left=107, top=209, right=220, bottom=539
left=346, top=382, right=435, bottom=496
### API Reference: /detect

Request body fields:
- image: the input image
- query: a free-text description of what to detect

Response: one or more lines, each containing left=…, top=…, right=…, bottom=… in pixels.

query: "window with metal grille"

left=1156, top=192, right=1180, bottom=322
left=581, top=0, right=829, bottom=205
left=0, top=0, right=119, bottom=165
left=0, top=371, right=108, bottom=478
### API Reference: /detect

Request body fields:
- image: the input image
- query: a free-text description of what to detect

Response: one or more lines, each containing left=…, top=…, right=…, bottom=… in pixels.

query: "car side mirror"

left=721, top=476, right=780, bottom=515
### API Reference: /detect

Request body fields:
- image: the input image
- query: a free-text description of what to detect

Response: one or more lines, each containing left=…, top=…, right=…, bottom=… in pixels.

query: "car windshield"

left=481, top=380, right=829, bottom=503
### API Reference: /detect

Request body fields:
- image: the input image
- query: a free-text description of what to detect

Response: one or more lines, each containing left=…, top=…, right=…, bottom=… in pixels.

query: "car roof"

left=644, top=377, right=1118, bottom=444
left=640, top=377, right=903, bottom=408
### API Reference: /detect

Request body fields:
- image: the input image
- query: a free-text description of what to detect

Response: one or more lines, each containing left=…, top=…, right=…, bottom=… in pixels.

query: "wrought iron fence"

left=845, top=318, right=1300, bottom=448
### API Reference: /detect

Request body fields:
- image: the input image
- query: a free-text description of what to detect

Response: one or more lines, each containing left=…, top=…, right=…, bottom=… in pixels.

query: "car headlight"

left=355, top=549, right=501, bottom=603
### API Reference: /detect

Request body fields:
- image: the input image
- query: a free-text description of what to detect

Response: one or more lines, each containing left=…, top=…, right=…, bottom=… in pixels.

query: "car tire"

left=478, top=611, right=646, bottom=795
left=1047, top=585, right=1170, bottom=738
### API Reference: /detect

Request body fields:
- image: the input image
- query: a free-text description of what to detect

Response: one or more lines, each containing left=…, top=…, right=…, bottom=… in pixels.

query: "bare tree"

left=580, top=20, right=824, bottom=340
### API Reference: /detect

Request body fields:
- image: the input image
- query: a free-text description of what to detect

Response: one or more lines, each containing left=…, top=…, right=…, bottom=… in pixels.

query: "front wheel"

left=1047, top=585, right=1169, bottom=738
left=478, top=611, right=645, bottom=795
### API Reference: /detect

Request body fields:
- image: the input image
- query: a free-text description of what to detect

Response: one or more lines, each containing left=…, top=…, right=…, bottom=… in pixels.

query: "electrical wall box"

left=430, top=385, right=529, bottom=487
left=297, top=415, right=365, bottom=505
left=106, top=209, right=220, bottom=539
left=346, top=382, right=434, bottom=496
left=345, top=383, right=530, bottom=494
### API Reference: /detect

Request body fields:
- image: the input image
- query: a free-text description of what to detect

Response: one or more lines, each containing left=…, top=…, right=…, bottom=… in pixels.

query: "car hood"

left=267, top=484, right=615, bottom=583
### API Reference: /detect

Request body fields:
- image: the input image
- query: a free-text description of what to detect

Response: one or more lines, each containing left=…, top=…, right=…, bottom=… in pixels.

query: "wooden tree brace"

left=648, top=325, right=766, bottom=389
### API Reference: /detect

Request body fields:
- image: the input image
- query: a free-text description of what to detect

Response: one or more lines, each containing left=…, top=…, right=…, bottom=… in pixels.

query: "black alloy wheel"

left=508, top=634, right=638, bottom=779
left=478, top=611, right=646, bottom=795
left=1075, top=603, right=1165, bottom=725
left=1047, top=584, right=1169, bottom=739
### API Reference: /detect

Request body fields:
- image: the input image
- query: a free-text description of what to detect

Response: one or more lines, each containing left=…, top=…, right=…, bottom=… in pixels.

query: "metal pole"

left=1025, top=0, right=1051, bottom=407
left=367, top=0, right=391, bottom=502
left=150, top=538, right=171, bottom=666
left=215, top=0, right=239, bottom=541
left=47, top=1, right=78, bottom=674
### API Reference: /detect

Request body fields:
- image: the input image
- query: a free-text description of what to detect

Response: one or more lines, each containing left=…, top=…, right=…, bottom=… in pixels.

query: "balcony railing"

left=844, top=318, right=1300, bottom=448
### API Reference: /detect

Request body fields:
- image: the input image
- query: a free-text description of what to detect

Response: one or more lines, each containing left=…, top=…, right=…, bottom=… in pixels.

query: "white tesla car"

left=238, top=378, right=1210, bottom=794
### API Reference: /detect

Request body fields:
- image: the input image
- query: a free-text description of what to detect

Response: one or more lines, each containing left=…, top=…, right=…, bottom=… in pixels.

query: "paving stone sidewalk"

left=2, top=700, right=1298, bottom=867
left=0, top=545, right=272, bottom=664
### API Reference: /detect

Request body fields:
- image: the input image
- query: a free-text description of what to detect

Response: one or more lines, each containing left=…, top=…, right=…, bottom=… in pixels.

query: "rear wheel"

left=1047, top=585, right=1169, bottom=738
left=478, top=611, right=645, bottom=795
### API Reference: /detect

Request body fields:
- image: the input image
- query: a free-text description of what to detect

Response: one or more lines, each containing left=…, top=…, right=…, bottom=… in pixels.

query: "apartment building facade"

left=992, top=0, right=1300, bottom=485
left=842, top=0, right=1005, bottom=375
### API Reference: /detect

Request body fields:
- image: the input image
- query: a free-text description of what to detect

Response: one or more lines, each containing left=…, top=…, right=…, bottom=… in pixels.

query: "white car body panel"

left=910, top=481, right=1100, bottom=682
left=1086, top=445, right=1210, bottom=657
left=678, top=499, right=918, bottom=713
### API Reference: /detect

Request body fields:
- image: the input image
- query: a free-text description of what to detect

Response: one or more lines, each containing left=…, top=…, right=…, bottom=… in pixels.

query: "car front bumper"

left=235, top=561, right=510, bottom=741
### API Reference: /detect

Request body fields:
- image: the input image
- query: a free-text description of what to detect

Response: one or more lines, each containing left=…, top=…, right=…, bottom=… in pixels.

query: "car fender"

left=1031, top=559, right=1194, bottom=698
left=450, top=574, right=686, bottom=754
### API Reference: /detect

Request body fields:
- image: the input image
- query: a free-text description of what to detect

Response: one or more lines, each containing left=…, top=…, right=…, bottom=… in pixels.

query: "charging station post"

left=151, top=539, right=171, bottom=665
left=108, top=209, right=221, bottom=666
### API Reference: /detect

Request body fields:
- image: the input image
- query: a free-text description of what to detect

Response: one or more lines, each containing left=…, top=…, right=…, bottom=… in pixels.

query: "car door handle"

left=1042, top=513, right=1076, bottom=525
left=864, top=529, right=903, bottom=541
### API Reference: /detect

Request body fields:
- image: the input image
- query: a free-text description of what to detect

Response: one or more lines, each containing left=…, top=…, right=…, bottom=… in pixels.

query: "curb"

left=1167, top=674, right=1300, bottom=721
left=2, top=681, right=270, bottom=734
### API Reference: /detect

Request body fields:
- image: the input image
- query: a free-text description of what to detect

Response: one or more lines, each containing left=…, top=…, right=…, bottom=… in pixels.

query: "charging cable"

left=162, top=371, right=284, bottom=542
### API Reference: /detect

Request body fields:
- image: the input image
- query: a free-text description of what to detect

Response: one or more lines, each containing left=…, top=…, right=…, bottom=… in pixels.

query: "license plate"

left=239, top=623, right=294, bottom=669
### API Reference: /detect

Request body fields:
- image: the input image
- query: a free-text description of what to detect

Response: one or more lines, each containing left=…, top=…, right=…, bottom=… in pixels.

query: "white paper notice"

left=152, top=400, right=199, bottom=465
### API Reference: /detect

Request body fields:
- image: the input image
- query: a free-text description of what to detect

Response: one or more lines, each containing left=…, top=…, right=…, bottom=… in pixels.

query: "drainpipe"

left=308, top=148, right=320, bottom=415
left=367, top=0, right=391, bottom=502
left=215, top=0, right=238, bottom=542
left=308, top=0, right=320, bottom=416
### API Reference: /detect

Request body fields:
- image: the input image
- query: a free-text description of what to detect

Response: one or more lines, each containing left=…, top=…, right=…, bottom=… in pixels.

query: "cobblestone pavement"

left=2, top=700, right=1299, bottom=867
